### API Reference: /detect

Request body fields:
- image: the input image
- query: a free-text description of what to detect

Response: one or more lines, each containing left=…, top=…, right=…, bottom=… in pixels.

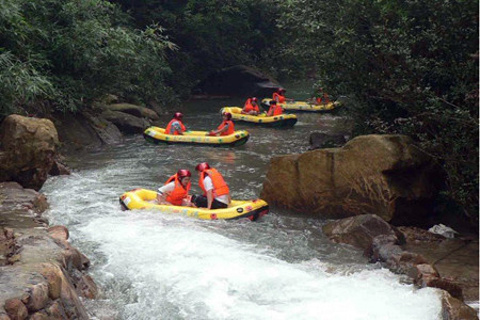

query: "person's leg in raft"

left=191, top=195, right=227, bottom=209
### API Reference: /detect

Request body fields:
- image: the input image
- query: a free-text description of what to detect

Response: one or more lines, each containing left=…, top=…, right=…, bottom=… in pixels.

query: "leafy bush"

left=276, top=0, right=479, bottom=223
left=0, top=0, right=175, bottom=116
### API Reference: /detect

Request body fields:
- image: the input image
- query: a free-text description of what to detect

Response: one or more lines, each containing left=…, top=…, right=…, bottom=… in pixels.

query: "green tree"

left=109, top=0, right=281, bottom=96
left=276, top=0, right=479, bottom=223
left=0, top=0, right=175, bottom=117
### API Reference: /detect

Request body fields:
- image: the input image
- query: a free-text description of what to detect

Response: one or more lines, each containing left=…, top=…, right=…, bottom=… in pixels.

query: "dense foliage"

left=275, top=0, right=479, bottom=222
left=108, top=0, right=281, bottom=97
left=0, top=0, right=174, bottom=117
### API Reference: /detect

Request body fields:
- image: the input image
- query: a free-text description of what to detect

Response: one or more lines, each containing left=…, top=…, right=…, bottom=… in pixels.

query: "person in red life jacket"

left=313, top=87, right=330, bottom=105
left=208, top=112, right=235, bottom=136
left=165, top=112, right=187, bottom=135
left=272, top=87, right=294, bottom=104
left=191, top=162, right=231, bottom=209
left=241, top=97, right=261, bottom=115
left=156, top=169, right=195, bottom=206
left=267, top=100, right=283, bottom=116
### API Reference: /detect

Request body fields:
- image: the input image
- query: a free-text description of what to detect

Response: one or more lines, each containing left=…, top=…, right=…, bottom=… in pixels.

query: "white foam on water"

left=41, top=145, right=446, bottom=320
left=79, top=213, right=442, bottom=320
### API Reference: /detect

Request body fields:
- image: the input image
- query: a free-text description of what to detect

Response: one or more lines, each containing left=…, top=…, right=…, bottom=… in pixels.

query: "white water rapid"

left=41, top=103, right=445, bottom=319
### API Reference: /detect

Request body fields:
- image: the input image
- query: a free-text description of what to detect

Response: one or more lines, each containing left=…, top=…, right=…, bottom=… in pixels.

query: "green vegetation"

left=109, top=0, right=280, bottom=97
left=0, top=0, right=174, bottom=117
left=0, top=0, right=477, bottom=223
left=275, top=0, right=479, bottom=223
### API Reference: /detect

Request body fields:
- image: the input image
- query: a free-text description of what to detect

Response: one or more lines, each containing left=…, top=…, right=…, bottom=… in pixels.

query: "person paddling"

left=272, top=88, right=294, bottom=104
left=165, top=112, right=187, bottom=135
left=157, top=169, right=194, bottom=206
left=191, top=162, right=231, bottom=209
left=209, top=112, right=235, bottom=136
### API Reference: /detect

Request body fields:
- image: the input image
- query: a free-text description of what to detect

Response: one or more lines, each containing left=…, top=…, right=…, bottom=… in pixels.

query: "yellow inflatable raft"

left=119, top=189, right=269, bottom=221
left=143, top=126, right=249, bottom=147
left=262, top=99, right=338, bottom=112
left=221, top=107, right=297, bottom=128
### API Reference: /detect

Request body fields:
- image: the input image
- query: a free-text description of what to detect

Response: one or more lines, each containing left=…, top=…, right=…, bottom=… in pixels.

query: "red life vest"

left=268, top=104, right=283, bottom=116
left=199, top=168, right=230, bottom=197
left=165, top=119, right=186, bottom=135
left=164, top=174, right=191, bottom=205
left=216, top=120, right=234, bottom=136
left=272, top=92, right=286, bottom=104
left=316, top=93, right=330, bottom=104
left=243, top=99, right=260, bottom=113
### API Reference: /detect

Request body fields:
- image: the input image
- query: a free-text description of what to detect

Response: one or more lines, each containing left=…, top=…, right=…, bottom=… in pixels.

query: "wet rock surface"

left=0, top=115, right=59, bottom=191
left=398, top=226, right=479, bottom=303
left=261, top=134, right=442, bottom=226
left=0, top=182, right=97, bottom=319
left=322, top=214, right=478, bottom=319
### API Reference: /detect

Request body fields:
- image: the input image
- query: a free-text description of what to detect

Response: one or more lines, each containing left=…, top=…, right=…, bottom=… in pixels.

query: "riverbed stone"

left=440, top=291, right=479, bottom=320
left=47, top=226, right=69, bottom=242
left=48, top=158, right=71, bottom=176
left=45, top=301, right=67, bottom=319
left=0, top=115, right=58, bottom=191
left=25, top=283, right=49, bottom=312
left=4, top=299, right=28, bottom=320
left=0, top=182, right=49, bottom=229
left=100, top=110, right=149, bottom=134
left=398, top=226, right=479, bottom=302
left=102, top=103, right=160, bottom=121
left=29, top=312, right=48, bottom=320
left=261, top=134, right=441, bottom=227
left=40, top=266, right=62, bottom=300
left=322, top=214, right=404, bottom=251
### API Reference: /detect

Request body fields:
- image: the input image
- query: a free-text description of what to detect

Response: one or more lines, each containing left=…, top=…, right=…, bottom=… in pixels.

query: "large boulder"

left=0, top=115, right=59, bottom=190
left=195, top=65, right=281, bottom=97
left=100, top=110, right=149, bottom=134
left=53, top=111, right=124, bottom=151
left=102, top=103, right=160, bottom=121
left=261, top=134, right=441, bottom=226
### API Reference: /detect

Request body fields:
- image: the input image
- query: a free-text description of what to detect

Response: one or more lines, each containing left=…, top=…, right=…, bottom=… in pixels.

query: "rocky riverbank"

left=0, top=182, right=97, bottom=319
left=0, top=114, right=102, bottom=319
left=261, top=135, right=479, bottom=319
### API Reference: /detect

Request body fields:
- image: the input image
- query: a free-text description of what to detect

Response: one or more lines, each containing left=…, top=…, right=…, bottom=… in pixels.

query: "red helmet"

left=278, top=88, right=286, bottom=93
left=195, top=162, right=210, bottom=172
left=177, top=169, right=191, bottom=178
left=252, top=97, right=258, bottom=103
left=223, top=112, right=232, bottom=120
left=174, top=112, right=183, bottom=120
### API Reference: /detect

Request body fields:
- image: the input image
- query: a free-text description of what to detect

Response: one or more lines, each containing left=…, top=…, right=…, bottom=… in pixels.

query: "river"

left=41, top=93, right=443, bottom=319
